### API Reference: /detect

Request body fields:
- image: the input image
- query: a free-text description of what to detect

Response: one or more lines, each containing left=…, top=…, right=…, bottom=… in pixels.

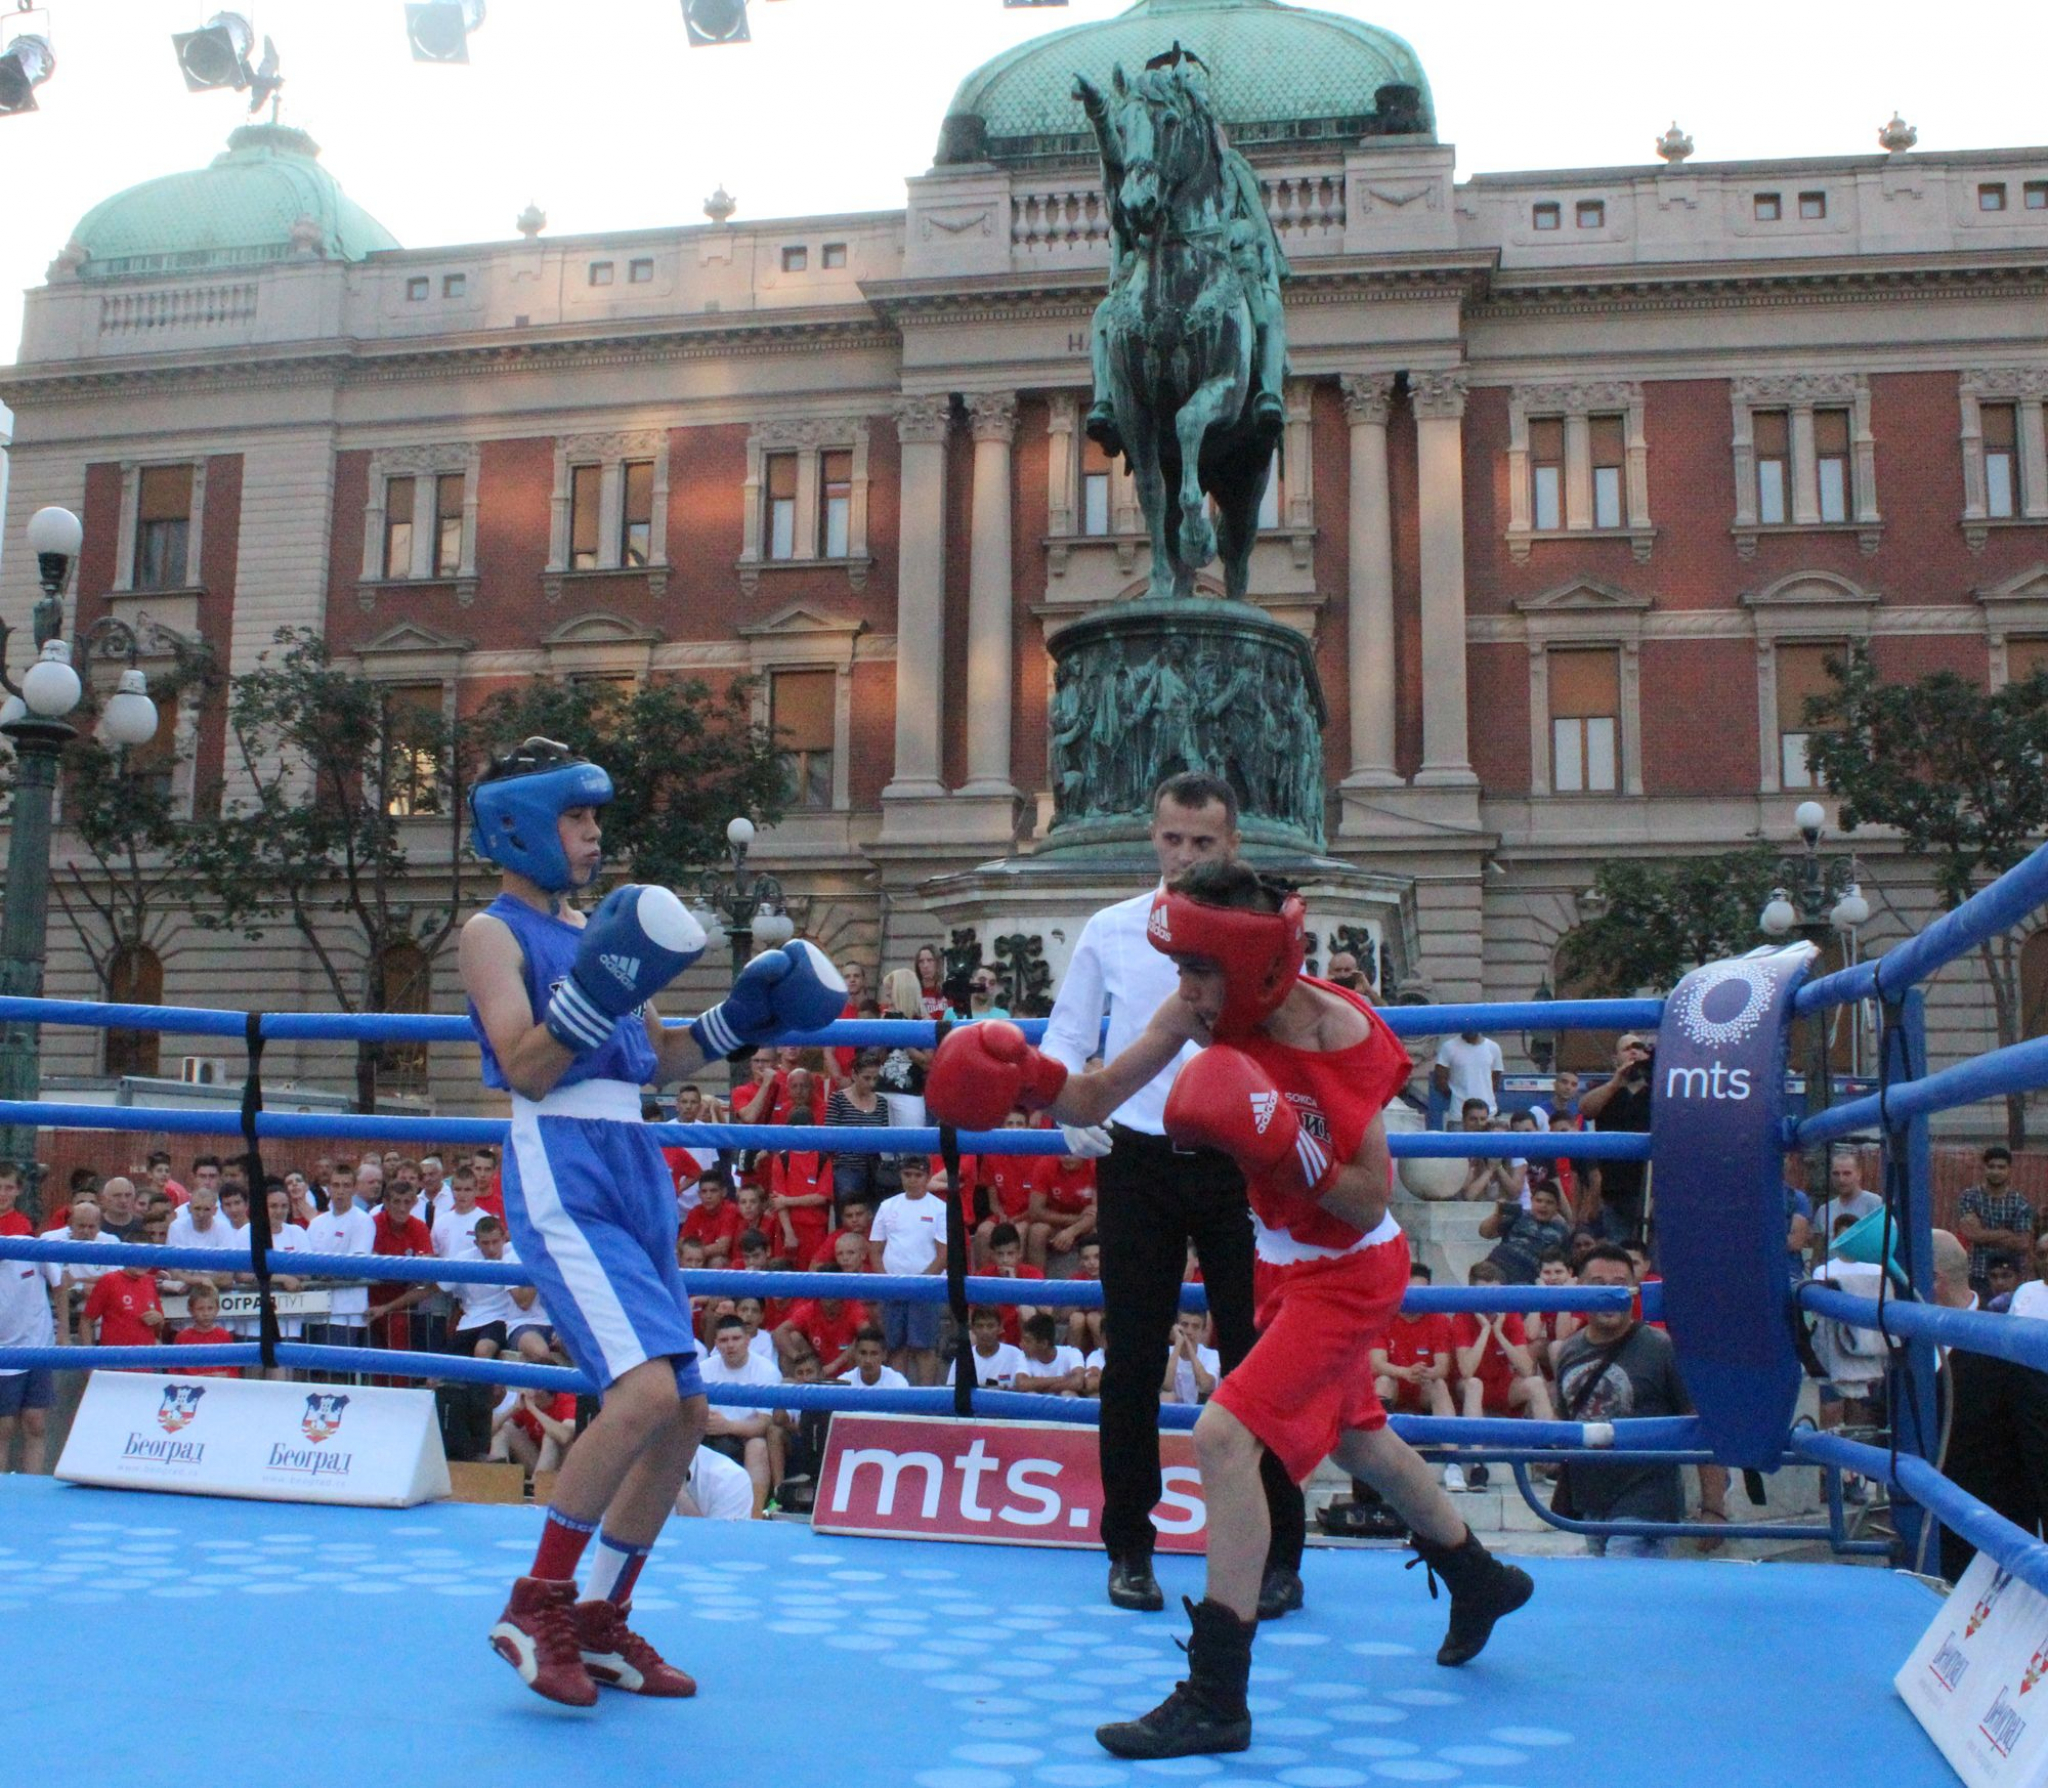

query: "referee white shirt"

left=1041, top=884, right=1196, bottom=1137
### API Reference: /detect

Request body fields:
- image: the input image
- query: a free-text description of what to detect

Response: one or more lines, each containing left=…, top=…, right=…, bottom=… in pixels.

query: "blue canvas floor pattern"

left=0, top=1476, right=1952, bottom=1788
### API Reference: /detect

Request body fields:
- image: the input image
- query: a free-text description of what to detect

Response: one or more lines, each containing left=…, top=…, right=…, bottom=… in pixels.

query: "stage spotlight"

left=682, top=0, right=749, bottom=48
left=171, top=12, right=254, bottom=92
left=0, top=31, right=54, bottom=115
left=406, top=0, right=485, bottom=64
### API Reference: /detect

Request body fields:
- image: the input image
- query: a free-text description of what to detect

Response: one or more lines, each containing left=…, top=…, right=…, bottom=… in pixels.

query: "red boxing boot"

left=574, top=1598, right=699, bottom=1697
left=490, top=1576, right=599, bottom=1707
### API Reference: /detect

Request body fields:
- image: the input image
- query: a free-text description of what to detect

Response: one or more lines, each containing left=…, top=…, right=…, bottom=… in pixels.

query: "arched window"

left=374, top=938, right=433, bottom=1094
left=105, top=943, right=164, bottom=1079
left=1550, top=935, right=1622, bottom=1076
left=2022, top=930, right=2048, bottom=1042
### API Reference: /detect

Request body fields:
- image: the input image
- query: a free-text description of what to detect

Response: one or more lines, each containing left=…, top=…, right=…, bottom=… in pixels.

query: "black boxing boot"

left=1097, top=1597, right=1255, bottom=1760
left=1406, top=1529, right=1534, bottom=1666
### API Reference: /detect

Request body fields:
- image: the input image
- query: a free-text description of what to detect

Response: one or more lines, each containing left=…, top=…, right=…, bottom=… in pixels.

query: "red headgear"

left=1146, top=883, right=1307, bottom=1039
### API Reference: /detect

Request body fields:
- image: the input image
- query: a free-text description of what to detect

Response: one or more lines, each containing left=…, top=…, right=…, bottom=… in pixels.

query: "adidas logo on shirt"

left=1249, top=1090, right=1278, bottom=1133
left=601, top=953, right=642, bottom=988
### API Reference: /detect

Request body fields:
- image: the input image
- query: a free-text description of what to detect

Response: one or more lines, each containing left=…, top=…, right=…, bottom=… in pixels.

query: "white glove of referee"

left=1060, top=1123, right=1114, bottom=1160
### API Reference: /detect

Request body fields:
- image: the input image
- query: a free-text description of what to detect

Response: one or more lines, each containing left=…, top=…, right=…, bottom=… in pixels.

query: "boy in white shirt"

left=839, top=1326, right=910, bottom=1390
left=1164, top=1311, right=1221, bottom=1405
left=444, top=1216, right=541, bottom=1356
left=1013, top=1312, right=1087, bottom=1395
left=947, top=1307, right=1026, bottom=1389
left=302, top=1175, right=377, bottom=1346
left=431, top=1167, right=489, bottom=1259
left=868, top=1156, right=948, bottom=1384
left=696, top=1313, right=782, bottom=1515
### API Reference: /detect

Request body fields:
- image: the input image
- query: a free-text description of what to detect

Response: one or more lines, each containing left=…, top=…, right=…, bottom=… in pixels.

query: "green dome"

left=67, top=123, right=399, bottom=280
left=936, top=0, right=1433, bottom=167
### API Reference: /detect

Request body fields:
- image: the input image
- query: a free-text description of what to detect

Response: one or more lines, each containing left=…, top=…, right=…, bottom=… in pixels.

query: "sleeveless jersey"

left=468, top=893, right=659, bottom=1092
left=1232, top=977, right=1413, bottom=1252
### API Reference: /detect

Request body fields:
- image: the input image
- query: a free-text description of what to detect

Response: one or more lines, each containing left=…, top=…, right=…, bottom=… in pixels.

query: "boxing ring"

left=7, top=837, right=2048, bottom=1786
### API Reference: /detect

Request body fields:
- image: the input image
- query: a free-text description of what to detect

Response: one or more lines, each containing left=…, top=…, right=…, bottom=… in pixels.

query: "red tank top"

left=1232, top=977, right=1414, bottom=1251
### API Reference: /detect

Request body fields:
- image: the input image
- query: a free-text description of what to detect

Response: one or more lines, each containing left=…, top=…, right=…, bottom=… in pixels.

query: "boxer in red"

left=927, top=859, right=1532, bottom=1760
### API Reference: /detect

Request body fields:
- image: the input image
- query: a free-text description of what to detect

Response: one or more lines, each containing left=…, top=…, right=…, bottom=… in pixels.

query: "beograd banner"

left=57, top=1371, right=451, bottom=1507
left=1898, top=1550, right=2048, bottom=1788
left=813, top=1413, right=1206, bottom=1550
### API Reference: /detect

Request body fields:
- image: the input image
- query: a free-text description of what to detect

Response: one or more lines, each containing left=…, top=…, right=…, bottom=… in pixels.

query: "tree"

left=470, top=673, right=789, bottom=891
left=1805, top=651, right=2048, bottom=1147
left=48, top=640, right=220, bottom=1074
left=1555, top=845, right=1783, bottom=998
left=176, top=627, right=470, bottom=1111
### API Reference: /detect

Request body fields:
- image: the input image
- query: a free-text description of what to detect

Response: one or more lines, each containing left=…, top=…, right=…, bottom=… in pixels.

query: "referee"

left=1040, top=774, right=1308, bottom=1616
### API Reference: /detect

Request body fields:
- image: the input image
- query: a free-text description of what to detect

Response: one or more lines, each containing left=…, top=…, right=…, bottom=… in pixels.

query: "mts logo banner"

left=814, top=1414, right=1205, bottom=1551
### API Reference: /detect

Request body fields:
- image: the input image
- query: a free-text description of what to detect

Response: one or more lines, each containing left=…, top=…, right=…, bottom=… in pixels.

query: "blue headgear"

left=468, top=738, right=613, bottom=893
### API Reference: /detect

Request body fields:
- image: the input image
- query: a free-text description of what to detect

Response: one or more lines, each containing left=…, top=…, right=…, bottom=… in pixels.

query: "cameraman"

left=1577, top=1033, right=1655, bottom=1247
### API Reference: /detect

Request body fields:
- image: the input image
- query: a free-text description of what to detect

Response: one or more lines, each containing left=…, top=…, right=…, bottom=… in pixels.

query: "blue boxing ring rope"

left=5, top=898, right=2048, bottom=1581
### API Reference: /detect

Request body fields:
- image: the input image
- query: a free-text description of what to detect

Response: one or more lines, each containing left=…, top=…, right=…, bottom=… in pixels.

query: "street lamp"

left=1, top=506, right=162, bottom=1217
left=685, top=814, right=795, bottom=1088
left=1758, top=798, right=1868, bottom=1161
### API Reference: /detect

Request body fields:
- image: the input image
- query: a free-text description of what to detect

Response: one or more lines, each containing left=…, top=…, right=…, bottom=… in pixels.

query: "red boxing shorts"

left=1213, top=1230, right=1411, bottom=1485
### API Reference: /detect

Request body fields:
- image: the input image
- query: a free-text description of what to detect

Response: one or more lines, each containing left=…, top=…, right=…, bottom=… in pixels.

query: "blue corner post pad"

left=1652, top=943, right=1816, bottom=1469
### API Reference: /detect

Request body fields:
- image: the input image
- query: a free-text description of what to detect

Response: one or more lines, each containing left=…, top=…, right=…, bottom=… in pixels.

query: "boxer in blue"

left=461, top=738, right=844, bottom=1707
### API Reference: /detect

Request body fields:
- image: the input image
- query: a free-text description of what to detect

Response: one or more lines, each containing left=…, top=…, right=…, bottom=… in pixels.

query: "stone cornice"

left=1476, top=250, right=2048, bottom=318
left=0, top=307, right=900, bottom=403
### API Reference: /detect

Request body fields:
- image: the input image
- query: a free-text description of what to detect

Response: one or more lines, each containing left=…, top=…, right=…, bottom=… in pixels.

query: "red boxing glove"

left=1163, top=1046, right=1336, bottom=1196
left=926, top=1021, right=1070, bottom=1131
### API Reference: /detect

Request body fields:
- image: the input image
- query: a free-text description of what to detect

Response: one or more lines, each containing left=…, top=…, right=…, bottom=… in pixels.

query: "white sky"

left=3, top=0, right=2046, bottom=366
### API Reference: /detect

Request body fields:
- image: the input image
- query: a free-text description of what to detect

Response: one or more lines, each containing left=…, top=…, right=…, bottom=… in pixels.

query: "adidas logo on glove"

left=1147, top=906, right=1172, bottom=943
left=600, top=953, right=642, bottom=988
left=1249, top=1090, right=1278, bottom=1134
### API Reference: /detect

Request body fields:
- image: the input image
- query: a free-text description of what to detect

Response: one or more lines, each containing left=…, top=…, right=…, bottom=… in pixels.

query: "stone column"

left=961, top=391, right=1019, bottom=798
left=883, top=393, right=952, bottom=806
left=1411, top=368, right=1476, bottom=787
left=1340, top=373, right=1400, bottom=787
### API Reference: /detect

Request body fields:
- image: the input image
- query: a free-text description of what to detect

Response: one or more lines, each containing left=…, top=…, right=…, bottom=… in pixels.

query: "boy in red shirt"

left=810, top=1195, right=874, bottom=1271
left=680, top=1174, right=745, bottom=1265
left=173, top=1283, right=241, bottom=1378
left=1370, top=1264, right=1455, bottom=1418
left=984, top=1222, right=1046, bottom=1347
left=83, top=1256, right=165, bottom=1354
left=1032, top=1151, right=1097, bottom=1264
left=367, top=1181, right=435, bottom=1351
left=1453, top=1262, right=1555, bottom=1426
left=0, top=1163, right=31, bottom=1238
left=1067, top=1237, right=1105, bottom=1353
left=983, top=1111, right=1052, bottom=1268
left=926, top=861, right=1531, bottom=1761
left=772, top=1280, right=868, bottom=1379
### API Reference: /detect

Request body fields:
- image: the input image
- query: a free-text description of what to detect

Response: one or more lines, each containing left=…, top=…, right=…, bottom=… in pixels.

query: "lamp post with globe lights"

left=1758, top=799, right=1869, bottom=1163
left=0, top=506, right=162, bottom=1213
left=686, top=815, right=796, bottom=1093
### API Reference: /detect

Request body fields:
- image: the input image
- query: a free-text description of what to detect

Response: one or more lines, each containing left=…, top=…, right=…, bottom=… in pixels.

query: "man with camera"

left=1576, top=1033, right=1656, bottom=1247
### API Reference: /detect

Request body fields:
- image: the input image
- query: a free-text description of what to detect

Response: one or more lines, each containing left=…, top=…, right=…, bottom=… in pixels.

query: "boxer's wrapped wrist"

left=545, top=978, right=614, bottom=1055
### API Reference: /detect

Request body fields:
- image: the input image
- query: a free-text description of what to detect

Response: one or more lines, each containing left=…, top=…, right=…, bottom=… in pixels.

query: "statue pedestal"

left=1394, top=1191, right=1492, bottom=1288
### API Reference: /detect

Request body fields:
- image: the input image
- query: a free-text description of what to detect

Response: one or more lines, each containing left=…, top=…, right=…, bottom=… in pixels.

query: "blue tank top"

left=469, top=893, right=660, bottom=1092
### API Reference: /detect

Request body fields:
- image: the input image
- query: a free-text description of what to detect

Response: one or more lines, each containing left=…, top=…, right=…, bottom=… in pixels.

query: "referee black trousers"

left=1096, top=1126, right=1306, bottom=1569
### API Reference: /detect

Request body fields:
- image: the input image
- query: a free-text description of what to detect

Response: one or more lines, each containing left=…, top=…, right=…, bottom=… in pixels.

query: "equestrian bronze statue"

left=1075, top=50, right=1290, bottom=604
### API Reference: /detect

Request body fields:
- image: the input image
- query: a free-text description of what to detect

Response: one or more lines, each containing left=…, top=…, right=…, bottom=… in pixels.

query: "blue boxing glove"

left=690, top=940, right=847, bottom=1061
left=544, top=885, right=707, bottom=1055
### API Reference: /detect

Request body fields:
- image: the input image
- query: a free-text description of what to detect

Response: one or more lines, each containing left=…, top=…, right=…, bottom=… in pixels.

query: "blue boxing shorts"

left=503, top=1079, right=703, bottom=1397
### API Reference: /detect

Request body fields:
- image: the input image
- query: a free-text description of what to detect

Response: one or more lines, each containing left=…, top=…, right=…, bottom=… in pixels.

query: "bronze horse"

left=1075, top=59, right=1280, bottom=604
